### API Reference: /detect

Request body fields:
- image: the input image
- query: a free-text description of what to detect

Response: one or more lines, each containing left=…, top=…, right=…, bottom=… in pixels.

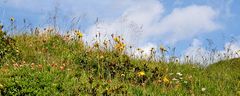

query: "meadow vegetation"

left=0, top=18, right=240, bottom=96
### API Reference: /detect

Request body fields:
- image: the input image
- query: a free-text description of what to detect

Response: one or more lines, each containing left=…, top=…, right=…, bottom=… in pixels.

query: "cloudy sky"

left=0, top=0, right=240, bottom=61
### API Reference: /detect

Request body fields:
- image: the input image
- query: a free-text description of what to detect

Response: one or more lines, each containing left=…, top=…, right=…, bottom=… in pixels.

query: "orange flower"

left=60, top=66, right=65, bottom=71
left=38, top=64, right=43, bottom=69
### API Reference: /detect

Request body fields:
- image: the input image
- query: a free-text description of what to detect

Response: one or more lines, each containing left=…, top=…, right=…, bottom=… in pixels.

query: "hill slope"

left=0, top=34, right=239, bottom=95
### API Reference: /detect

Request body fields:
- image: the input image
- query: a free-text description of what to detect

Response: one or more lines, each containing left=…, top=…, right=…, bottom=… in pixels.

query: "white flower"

left=183, top=81, right=188, bottom=84
left=176, top=72, right=183, bottom=76
left=172, top=78, right=178, bottom=81
left=201, top=88, right=206, bottom=91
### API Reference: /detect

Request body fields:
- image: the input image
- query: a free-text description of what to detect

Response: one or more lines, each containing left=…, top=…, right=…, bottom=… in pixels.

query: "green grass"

left=0, top=33, right=240, bottom=95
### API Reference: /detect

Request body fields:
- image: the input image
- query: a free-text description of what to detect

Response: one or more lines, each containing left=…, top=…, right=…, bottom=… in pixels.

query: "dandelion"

left=201, top=88, right=206, bottom=92
left=163, top=76, right=170, bottom=84
left=137, top=71, right=145, bottom=77
left=114, top=42, right=126, bottom=52
left=114, top=37, right=120, bottom=43
left=75, top=30, right=83, bottom=38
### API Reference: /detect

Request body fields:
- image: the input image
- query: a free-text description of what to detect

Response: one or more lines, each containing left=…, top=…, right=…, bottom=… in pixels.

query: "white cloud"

left=155, top=5, right=220, bottom=44
left=86, top=3, right=220, bottom=49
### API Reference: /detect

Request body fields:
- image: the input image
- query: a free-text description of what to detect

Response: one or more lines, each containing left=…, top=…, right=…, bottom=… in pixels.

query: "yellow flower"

left=10, top=17, right=15, bottom=22
left=114, top=37, right=120, bottom=43
left=163, top=76, right=170, bottom=84
left=114, top=42, right=126, bottom=52
left=137, top=71, right=145, bottom=77
left=75, top=30, right=83, bottom=38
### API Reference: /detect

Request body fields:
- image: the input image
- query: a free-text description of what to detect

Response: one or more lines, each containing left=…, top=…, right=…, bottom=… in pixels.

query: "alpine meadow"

left=0, top=0, right=240, bottom=96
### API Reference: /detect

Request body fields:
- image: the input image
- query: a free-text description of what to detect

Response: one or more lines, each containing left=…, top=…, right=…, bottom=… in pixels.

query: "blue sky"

left=1, top=0, right=240, bottom=61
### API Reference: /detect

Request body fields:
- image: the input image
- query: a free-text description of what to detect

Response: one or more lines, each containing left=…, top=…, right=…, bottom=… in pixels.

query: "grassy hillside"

left=0, top=28, right=240, bottom=95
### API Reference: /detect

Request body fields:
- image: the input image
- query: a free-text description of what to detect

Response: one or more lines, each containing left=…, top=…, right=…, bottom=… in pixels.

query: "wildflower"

left=75, top=30, right=83, bottom=38
left=172, top=78, right=178, bottom=81
left=183, top=81, right=188, bottom=84
left=114, top=37, right=120, bottom=43
left=100, top=55, right=104, bottom=59
left=13, top=63, right=19, bottom=68
left=201, top=88, right=206, bottom=92
left=137, top=71, right=145, bottom=77
left=160, top=45, right=167, bottom=52
left=38, top=64, right=43, bottom=69
left=10, top=17, right=15, bottom=22
left=114, top=42, right=126, bottom=52
left=176, top=72, right=183, bottom=76
left=60, top=66, right=65, bottom=70
left=163, top=76, right=170, bottom=84
left=31, top=63, right=35, bottom=69
left=121, top=74, right=125, bottom=77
